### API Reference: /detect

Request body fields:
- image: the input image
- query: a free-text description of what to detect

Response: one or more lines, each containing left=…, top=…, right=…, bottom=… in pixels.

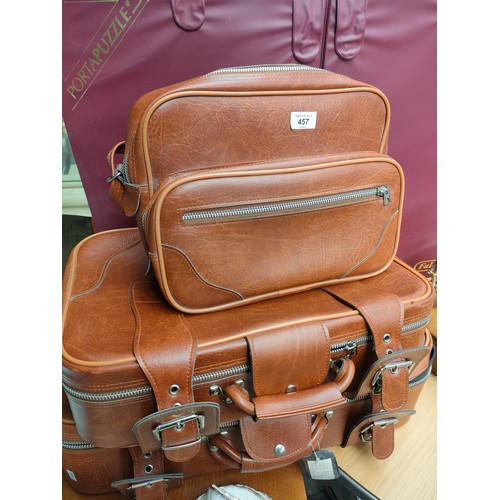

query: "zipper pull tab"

left=377, top=186, right=391, bottom=205
left=344, top=341, right=358, bottom=359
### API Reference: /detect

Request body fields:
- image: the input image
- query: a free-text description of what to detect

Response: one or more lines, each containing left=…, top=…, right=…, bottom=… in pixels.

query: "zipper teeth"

left=141, top=207, right=150, bottom=231
left=121, top=154, right=129, bottom=183
left=330, top=335, right=370, bottom=354
left=208, top=65, right=324, bottom=75
left=402, top=315, right=431, bottom=333
left=63, top=383, right=153, bottom=402
left=183, top=187, right=384, bottom=222
left=330, top=314, right=432, bottom=354
left=62, top=440, right=96, bottom=450
left=192, top=364, right=250, bottom=385
left=220, top=420, right=239, bottom=430
left=63, top=315, right=430, bottom=403
left=63, top=365, right=250, bottom=403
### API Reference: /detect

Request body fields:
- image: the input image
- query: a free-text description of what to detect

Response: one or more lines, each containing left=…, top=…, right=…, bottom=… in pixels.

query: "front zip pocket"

left=149, top=153, right=403, bottom=313
left=182, top=186, right=391, bottom=223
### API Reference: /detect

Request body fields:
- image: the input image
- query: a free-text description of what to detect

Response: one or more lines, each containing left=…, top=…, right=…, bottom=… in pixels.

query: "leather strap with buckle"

left=342, top=410, right=416, bottom=460
left=324, top=282, right=409, bottom=410
left=133, top=403, right=220, bottom=454
left=132, top=281, right=201, bottom=462
left=112, top=447, right=183, bottom=499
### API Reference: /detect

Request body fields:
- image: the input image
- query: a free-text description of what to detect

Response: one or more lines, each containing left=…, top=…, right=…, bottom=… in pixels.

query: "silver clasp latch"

left=360, top=418, right=399, bottom=442
left=133, top=402, right=220, bottom=454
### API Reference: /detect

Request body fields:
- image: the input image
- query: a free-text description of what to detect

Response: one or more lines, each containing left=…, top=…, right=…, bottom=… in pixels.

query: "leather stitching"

left=70, top=239, right=142, bottom=300
left=163, top=244, right=244, bottom=299
left=241, top=416, right=311, bottom=462
left=340, top=210, right=399, bottom=278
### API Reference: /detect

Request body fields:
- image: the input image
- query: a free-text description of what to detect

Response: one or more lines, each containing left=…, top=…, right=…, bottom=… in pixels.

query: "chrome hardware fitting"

left=274, top=444, right=286, bottom=456
left=169, top=384, right=180, bottom=395
left=152, top=414, right=205, bottom=442
left=133, top=403, right=220, bottom=454
left=371, top=360, right=415, bottom=391
left=106, top=167, right=123, bottom=183
left=360, top=418, right=399, bottom=442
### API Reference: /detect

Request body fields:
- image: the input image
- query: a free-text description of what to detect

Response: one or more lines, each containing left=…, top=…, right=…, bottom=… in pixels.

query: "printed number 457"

left=297, top=118, right=309, bottom=125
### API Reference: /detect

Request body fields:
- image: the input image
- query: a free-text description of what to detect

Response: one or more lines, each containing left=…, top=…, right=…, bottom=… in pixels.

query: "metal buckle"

left=133, top=403, right=220, bottom=454
left=111, top=473, right=183, bottom=495
left=152, top=414, right=206, bottom=442
left=360, top=418, right=399, bottom=442
left=371, top=360, right=415, bottom=392
left=153, top=414, right=206, bottom=451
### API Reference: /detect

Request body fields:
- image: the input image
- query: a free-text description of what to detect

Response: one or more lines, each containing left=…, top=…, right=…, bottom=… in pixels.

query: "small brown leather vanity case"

left=63, top=228, right=434, bottom=497
left=107, top=65, right=401, bottom=313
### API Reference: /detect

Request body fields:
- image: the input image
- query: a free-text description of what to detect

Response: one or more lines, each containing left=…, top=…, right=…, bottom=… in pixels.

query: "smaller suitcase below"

left=62, top=391, right=133, bottom=496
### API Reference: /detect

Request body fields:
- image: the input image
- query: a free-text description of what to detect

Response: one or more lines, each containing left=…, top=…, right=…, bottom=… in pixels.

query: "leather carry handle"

left=224, top=358, right=354, bottom=420
left=209, top=414, right=329, bottom=472
left=106, top=140, right=126, bottom=180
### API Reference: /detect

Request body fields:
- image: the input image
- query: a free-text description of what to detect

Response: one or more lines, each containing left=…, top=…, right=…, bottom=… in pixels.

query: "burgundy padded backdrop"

left=62, top=0, right=436, bottom=268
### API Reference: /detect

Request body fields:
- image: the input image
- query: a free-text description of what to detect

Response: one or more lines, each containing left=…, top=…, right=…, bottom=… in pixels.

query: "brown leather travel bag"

left=62, top=228, right=434, bottom=497
left=107, top=65, right=400, bottom=313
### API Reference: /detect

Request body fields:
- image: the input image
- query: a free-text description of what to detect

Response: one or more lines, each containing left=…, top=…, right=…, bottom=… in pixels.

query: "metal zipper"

left=141, top=207, right=150, bottom=232
left=182, top=186, right=390, bottom=223
left=330, top=313, right=432, bottom=358
left=220, top=420, right=239, bottom=430
left=62, top=440, right=97, bottom=450
left=63, top=314, right=429, bottom=404
left=192, top=364, right=250, bottom=385
left=207, top=64, right=324, bottom=75
left=62, top=364, right=250, bottom=403
left=121, top=154, right=130, bottom=183
left=63, top=384, right=154, bottom=403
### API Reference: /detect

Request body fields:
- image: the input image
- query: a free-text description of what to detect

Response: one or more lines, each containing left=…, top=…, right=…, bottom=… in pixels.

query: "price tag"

left=303, top=449, right=340, bottom=481
left=290, top=112, right=317, bottom=130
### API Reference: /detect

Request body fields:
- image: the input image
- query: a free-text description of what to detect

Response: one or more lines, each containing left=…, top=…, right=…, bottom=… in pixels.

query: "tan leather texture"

left=108, top=66, right=393, bottom=312
left=62, top=413, right=133, bottom=495
left=119, top=66, right=390, bottom=193
left=62, top=229, right=434, bottom=475
left=145, top=152, right=403, bottom=313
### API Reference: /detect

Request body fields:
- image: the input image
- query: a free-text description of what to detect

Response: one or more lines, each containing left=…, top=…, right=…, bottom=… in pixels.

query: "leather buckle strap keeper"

left=111, top=447, right=183, bottom=499
left=342, top=410, right=416, bottom=460
left=324, top=281, right=411, bottom=460
left=132, top=281, right=201, bottom=462
left=323, top=282, right=408, bottom=412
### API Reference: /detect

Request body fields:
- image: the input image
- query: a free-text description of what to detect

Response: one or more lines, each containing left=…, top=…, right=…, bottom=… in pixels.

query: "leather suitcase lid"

left=62, top=228, right=433, bottom=389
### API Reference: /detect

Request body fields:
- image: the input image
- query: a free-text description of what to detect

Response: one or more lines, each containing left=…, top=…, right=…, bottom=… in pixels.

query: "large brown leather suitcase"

left=62, top=228, right=434, bottom=497
left=107, top=66, right=402, bottom=313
